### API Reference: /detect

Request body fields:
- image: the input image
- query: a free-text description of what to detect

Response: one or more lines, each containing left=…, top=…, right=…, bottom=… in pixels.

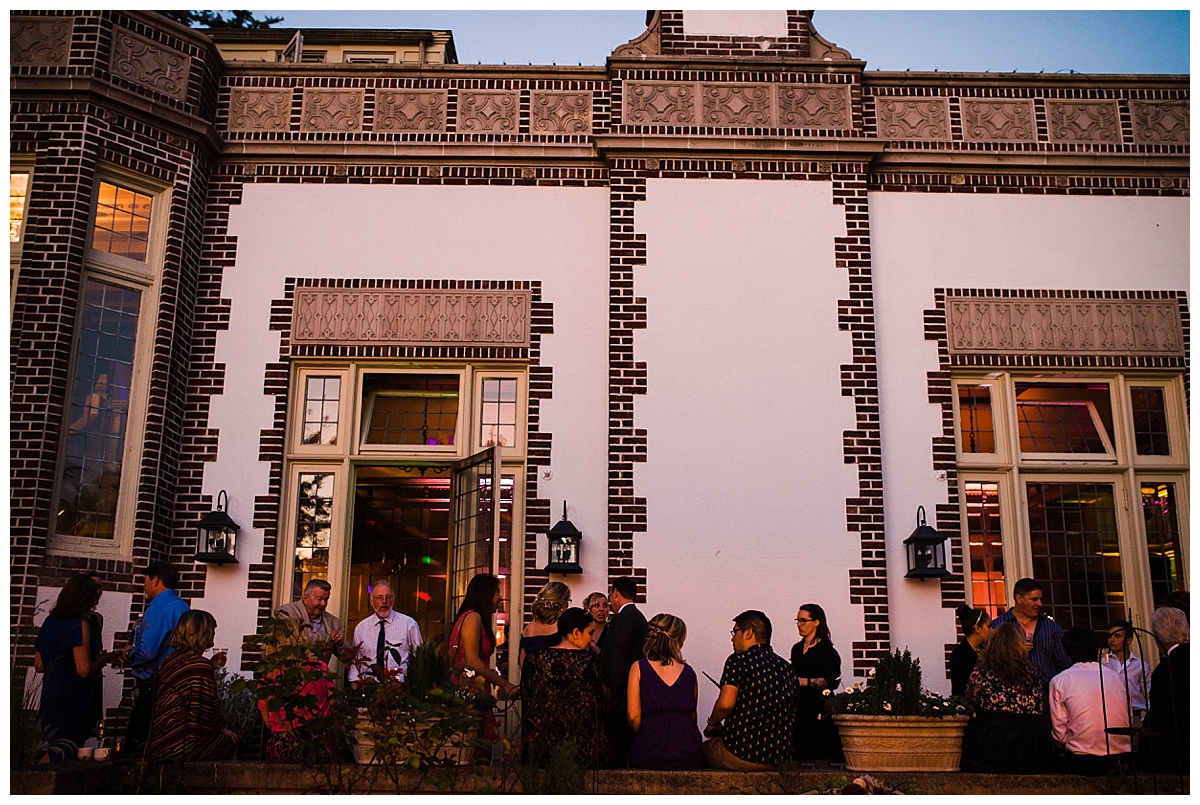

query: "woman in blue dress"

left=34, top=573, right=109, bottom=749
left=627, top=613, right=703, bottom=769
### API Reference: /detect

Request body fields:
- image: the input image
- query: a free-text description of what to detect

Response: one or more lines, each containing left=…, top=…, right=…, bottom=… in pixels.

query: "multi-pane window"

left=55, top=279, right=142, bottom=539
left=480, top=378, right=518, bottom=447
left=10, top=171, right=29, bottom=243
left=293, top=472, right=336, bottom=601
left=955, top=372, right=1187, bottom=631
left=92, top=181, right=153, bottom=261
left=361, top=374, right=459, bottom=447
left=302, top=376, right=341, bottom=446
left=1130, top=387, right=1170, bottom=456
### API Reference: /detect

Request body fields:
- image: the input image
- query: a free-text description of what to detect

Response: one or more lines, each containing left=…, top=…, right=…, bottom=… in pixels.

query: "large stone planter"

left=354, top=710, right=477, bottom=766
left=833, top=714, right=970, bottom=772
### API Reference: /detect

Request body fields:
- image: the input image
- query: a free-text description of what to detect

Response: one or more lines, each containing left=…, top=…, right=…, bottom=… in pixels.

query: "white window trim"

left=953, top=375, right=1011, bottom=466
left=291, top=366, right=351, bottom=456
left=275, top=462, right=349, bottom=617
left=10, top=158, right=35, bottom=319
left=48, top=169, right=170, bottom=560
left=1121, top=374, right=1190, bottom=469
left=472, top=370, right=528, bottom=457
left=355, top=368, right=468, bottom=455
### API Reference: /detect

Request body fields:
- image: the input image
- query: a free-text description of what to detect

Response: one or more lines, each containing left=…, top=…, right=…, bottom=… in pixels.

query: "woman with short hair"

left=149, top=610, right=237, bottom=761
left=627, top=613, right=702, bottom=769
left=960, top=620, right=1050, bottom=773
left=583, top=592, right=611, bottom=653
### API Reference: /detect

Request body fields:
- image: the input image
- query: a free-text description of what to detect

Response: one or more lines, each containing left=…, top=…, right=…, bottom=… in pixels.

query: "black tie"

left=376, top=619, right=387, bottom=671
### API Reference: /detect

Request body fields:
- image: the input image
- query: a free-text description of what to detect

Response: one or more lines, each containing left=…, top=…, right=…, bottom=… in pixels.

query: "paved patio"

left=10, top=760, right=1188, bottom=795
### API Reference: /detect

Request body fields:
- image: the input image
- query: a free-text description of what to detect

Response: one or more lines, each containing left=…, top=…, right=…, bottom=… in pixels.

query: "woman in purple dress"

left=627, top=613, right=703, bottom=770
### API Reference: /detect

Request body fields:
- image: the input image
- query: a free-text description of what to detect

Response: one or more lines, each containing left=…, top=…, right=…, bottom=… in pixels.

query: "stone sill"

left=10, top=760, right=1188, bottom=796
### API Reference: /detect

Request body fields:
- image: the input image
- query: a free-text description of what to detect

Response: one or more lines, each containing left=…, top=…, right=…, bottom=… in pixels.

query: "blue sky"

left=244, top=9, right=1189, bottom=74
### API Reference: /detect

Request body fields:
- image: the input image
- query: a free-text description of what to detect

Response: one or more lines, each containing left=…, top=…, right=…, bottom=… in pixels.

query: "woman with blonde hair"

left=960, top=620, right=1050, bottom=773
left=583, top=592, right=611, bottom=653
left=519, top=581, right=570, bottom=667
left=627, top=613, right=703, bottom=769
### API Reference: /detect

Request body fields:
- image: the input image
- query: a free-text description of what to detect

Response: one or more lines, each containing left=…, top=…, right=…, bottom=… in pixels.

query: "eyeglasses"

left=795, top=618, right=815, bottom=624
left=730, top=627, right=749, bottom=636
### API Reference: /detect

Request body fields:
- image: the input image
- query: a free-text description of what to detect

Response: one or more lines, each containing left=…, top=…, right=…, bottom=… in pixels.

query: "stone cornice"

left=221, top=63, right=609, bottom=82
left=872, top=150, right=1188, bottom=175
left=607, top=55, right=867, bottom=75
left=595, top=134, right=885, bottom=160
left=862, top=71, right=1188, bottom=92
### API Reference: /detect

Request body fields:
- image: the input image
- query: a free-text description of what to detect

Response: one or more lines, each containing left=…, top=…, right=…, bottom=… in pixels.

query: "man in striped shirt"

left=991, top=577, right=1071, bottom=687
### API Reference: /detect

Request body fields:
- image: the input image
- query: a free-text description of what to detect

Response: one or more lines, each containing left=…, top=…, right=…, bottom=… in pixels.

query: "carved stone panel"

left=530, top=91, right=592, bottom=134
left=291, top=288, right=531, bottom=348
left=110, top=26, right=190, bottom=100
left=776, top=84, right=853, bottom=130
left=458, top=90, right=519, bottom=133
left=624, top=82, right=698, bottom=125
left=702, top=84, right=772, bottom=126
left=1129, top=101, right=1189, bottom=145
left=873, top=97, right=950, bottom=140
left=1045, top=100, right=1120, bottom=143
left=374, top=89, right=446, bottom=132
left=945, top=297, right=1183, bottom=357
left=960, top=99, right=1036, bottom=143
left=11, top=16, right=73, bottom=66
left=227, top=87, right=293, bottom=132
left=300, top=89, right=365, bottom=132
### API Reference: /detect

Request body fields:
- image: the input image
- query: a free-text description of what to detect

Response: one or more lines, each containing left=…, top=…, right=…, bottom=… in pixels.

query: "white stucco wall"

left=871, top=192, right=1190, bottom=693
left=204, top=184, right=611, bottom=670
left=634, top=178, right=861, bottom=721
left=682, top=10, right=789, bottom=38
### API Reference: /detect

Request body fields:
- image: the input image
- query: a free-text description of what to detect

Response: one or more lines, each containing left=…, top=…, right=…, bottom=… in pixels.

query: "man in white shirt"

left=1104, top=619, right=1151, bottom=715
left=1049, top=627, right=1131, bottom=776
left=348, top=580, right=423, bottom=687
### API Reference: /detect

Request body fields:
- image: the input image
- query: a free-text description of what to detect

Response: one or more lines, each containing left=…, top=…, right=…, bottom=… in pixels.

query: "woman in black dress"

left=790, top=603, right=842, bottom=765
left=949, top=605, right=991, bottom=697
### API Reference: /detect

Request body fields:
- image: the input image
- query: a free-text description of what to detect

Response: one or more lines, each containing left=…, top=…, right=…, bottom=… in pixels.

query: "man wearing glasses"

left=347, top=580, right=423, bottom=687
left=702, top=610, right=797, bottom=770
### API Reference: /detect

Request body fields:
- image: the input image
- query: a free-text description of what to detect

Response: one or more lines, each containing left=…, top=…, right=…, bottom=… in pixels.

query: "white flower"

left=845, top=686, right=854, bottom=694
left=822, top=688, right=832, bottom=697
left=883, top=702, right=892, bottom=712
left=868, top=668, right=877, bottom=677
left=895, top=683, right=903, bottom=691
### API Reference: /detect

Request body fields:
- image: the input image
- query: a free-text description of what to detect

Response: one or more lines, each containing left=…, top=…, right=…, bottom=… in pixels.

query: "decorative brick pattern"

left=873, top=97, right=951, bottom=140
left=655, top=10, right=819, bottom=60
left=458, top=90, right=520, bottom=133
left=1045, top=100, right=1121, bottom=144
left=777, top=84, right=854, bottom=129
left=228, top=87, right=292, bottom=132
left=1130, top=100, right=1189, bottom=144
left=11, top=16, right=73, bottom=66
left=530, top=91, right=592, bottom=134
left=375, top=89, right=447, bottom=132
left=960, top=99, right=1036, bottom=143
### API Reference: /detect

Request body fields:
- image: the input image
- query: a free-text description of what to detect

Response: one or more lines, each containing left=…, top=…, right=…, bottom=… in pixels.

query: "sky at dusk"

left=242, top=9, right=1189, bottom=75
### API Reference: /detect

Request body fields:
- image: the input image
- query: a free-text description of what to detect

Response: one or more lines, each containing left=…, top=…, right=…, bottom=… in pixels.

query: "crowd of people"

left=29, top=564, right=1189, bottom=777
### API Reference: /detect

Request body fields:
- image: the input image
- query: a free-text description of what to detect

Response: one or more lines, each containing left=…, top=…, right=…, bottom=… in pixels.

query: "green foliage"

left=214, top=667, right=259, bottom=752
left=158, top=10, right=283, bottom=29
left=521, top=739, right=587, bottom=794
left=825, top=649, right=972, bottom=717
left=404, top=640, right=451, bottom=702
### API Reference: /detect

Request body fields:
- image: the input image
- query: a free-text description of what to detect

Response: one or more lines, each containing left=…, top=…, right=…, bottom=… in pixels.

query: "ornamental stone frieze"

left=110, top=26, right=191, bottom=100
left=1045, top=100, right=1121, bottom=144
left=960, top=99, right=1036, bottom=143
left=291, top=288, right=531, bottom=348
left=300, top=88, right=365, bottom=132
left=624, top=81, right=854, bottom=129
left=530, top=91, right=593, bottom=134
left=11, top=16, right=73, bottom=67
left=375, top=89, right=447, bottom=132
left=873, top=97, right=951, bottom=140
left=227, top=87, right=292, bottom=132
left=1130, top=101, right=1189, bottom=145
left=458, top=90, right=520, bottom=133
left=945, top=296, right=1184, bottom=357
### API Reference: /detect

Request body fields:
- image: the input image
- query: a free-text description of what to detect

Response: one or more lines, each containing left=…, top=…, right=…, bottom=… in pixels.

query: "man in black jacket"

left=1139, top=606, right=1190, bottom=774
left=601, top=576, right=647, bottom=766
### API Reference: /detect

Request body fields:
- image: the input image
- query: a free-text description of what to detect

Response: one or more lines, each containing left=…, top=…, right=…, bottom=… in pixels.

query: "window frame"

left=355, top=368, right=468, bottom=455
left=291, top=366, right=351, bottom=456
left=48, top=168, right=170, bottom=559
left=275, top=462, right=349, bottom=615
left=471, top=370, right=528, bottom=457
left=10, top=158, right=35, bottom=316
left=1121, top=375, right=1189, bottom=468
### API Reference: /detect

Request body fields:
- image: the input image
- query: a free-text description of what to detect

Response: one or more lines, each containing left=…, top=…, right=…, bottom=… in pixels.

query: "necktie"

left=376, top=619, right=387, bottom=671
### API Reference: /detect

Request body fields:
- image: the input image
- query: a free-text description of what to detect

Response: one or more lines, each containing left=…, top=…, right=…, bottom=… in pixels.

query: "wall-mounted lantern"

left=195, top=490, right=239, bottom=564
left=904, top=505, right=948, bottom=580
left=545, top=501, right=583, bottom=574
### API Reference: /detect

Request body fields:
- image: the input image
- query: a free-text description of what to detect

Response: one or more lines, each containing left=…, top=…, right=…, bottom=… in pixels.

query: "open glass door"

left=449, top=446, right=501, bottom=625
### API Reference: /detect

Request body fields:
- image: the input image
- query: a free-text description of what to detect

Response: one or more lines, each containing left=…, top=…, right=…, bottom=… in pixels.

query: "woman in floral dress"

left=960, top=621, right=1051, bottom=773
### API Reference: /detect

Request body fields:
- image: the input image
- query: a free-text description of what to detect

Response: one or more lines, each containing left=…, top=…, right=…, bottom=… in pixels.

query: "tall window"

left=955, top=373, right=1188, bottom=632
left=11, top=164, right=33, bottom=314
left=51, top=174, right=164, bottom=557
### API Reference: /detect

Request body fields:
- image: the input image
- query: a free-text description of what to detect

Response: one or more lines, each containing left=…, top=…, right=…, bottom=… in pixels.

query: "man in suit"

left=1139, top=606, right=1190, bottom=774
left=275, top=578, right=349, bottom=664
left=601, top=576, right=648, bottom=766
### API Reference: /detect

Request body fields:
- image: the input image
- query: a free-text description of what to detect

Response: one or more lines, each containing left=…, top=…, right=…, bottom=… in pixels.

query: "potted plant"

left=826, top=649, right=972, bottom=772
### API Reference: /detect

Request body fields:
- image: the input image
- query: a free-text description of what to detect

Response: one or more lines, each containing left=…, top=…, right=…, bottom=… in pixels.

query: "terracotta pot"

left=832, top=714, right=970, bottom=772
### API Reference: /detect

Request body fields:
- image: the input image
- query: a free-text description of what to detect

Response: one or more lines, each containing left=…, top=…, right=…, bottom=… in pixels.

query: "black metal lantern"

left=195, top=490, right=239, bottom=564
left=904, top=505, right=948, bottom=579
left=545, top=501, right=583, bottom=574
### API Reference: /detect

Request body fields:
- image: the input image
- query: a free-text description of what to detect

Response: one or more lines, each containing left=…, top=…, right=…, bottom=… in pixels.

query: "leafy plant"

left=825, top=649, right=971, bottom=718
left=215, top=667, right=261, bottom=756
left=520, top=739, right=587, bottom=794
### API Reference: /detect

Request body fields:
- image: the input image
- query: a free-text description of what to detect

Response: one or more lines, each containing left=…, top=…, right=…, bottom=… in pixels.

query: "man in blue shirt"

left=122, top=560, right=190, bottom=754
left=991, top=577, right=1071, bottom=687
